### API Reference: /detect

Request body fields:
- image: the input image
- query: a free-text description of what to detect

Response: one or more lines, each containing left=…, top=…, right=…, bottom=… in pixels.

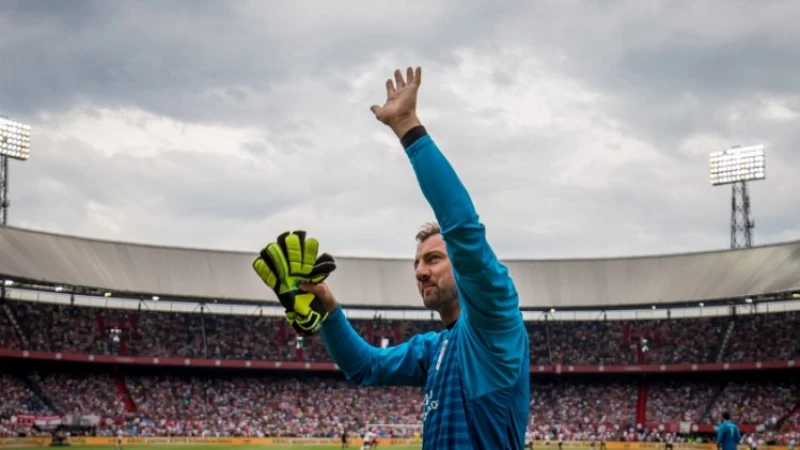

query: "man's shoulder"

left=416, top=327, right=449, bottom=340
left=408, top=327, right=449, bottom=352
left=454, top=310, right=529, bottom=351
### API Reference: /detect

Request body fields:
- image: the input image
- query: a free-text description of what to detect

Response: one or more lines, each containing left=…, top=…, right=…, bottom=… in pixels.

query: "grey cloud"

left=2, top=0, right=799, bottom=259
left=1, top=0, right=508, bottom=125
left=616, top=39, right=800, bottom=99
left=476, top=2, right=800, bottom=153
left=4, top=0, right=797, bottom=131
left=15, top=135, right=358, bottom=225
left=242, top=141, right=268, bottom=156
left=2, top=0, right=276, bottom=121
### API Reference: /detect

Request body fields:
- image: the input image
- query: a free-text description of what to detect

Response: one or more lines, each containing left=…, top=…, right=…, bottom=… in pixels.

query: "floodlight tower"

left=0, top=117, right=32, bottom=226
left=709, top=144, right=766, bottom=249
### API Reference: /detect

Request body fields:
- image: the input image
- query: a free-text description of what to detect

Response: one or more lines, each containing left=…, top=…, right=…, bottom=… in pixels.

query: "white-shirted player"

left=115, top=428, right=123, bottom=450
left=665, top=432, right=675, bottom=450
left=361, top=430, right=376, bottom=450
left=525, top=430, right=534, bottom=449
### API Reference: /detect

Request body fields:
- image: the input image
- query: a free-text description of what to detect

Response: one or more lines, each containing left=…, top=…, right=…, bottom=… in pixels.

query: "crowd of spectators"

left=16, top=302, right=102, bottom=354
left=709, top=381, right=800, bottom=428
left=530, top=381, right=638, bottom=430
left=0, top=371, right=424, bottom=438
left=724, top=312, right=800, bottom=362
left=0, top=374, right=52, bottom=418
left=2, top=300, right=798, bottom=366
left=0, top=305, right=23, bottom=349
left=29, top=371, right=127, bottom=419
left=546, top=317, right=730, bottom=366
left=646, top=381, right=718, bottom=424
left=0, top=373, right=55, bottom=439
left=1, top=300, right=799, bottom=443
left=121, top=375, right=422, bottom=438
left=1, top=369, right=797, bottom=440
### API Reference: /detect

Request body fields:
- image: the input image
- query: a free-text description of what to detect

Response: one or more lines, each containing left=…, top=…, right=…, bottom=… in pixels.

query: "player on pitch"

left=717, top=412, right=742, bottom=450
left=254, top=67, right=530, bottom=449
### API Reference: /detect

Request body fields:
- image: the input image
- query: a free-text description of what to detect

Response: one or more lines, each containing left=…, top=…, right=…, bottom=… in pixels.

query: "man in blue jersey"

left=300, top=67, right=531, bottom=449
left=716, top=412, right=742, bottom=450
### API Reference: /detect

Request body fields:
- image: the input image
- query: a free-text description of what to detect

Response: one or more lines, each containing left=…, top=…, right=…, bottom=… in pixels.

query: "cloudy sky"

left=2, top=0, right=798, bottom=260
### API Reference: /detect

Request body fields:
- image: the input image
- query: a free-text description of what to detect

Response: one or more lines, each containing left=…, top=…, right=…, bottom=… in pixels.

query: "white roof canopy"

left=1, top=226, right=799, bottom=309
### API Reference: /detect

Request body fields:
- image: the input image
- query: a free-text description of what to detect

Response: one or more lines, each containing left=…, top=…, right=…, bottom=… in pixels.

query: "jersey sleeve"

left=403, top=128, right=521, bottom=331
left=320, top=305, right=437, bottom=387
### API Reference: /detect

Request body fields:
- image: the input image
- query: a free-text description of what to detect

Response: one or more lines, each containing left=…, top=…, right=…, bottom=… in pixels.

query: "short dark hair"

left=415, top=222, right=441, bottom=243
left=722, top=411, right=731, bottom=421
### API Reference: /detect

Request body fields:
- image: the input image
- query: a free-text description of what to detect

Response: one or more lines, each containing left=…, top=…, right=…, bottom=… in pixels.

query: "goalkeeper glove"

left=252, top=230, right=336, bottom=336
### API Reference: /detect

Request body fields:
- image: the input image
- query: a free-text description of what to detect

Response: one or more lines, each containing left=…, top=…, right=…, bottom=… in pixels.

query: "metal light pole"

left=0, top=116, right=32, bottom=226
left=709, top=144, right=766, bottom=248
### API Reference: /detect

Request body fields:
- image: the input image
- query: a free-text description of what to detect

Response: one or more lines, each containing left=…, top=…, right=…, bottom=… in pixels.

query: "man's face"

left=413, top=233, right=457, bottom=310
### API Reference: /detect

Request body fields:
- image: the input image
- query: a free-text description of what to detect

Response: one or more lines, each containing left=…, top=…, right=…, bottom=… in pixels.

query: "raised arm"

left=319, top=304, right=436, bottom=387
left=370, top=67, right=520, bottom=331
left=404, top=129, right=520, bottom=329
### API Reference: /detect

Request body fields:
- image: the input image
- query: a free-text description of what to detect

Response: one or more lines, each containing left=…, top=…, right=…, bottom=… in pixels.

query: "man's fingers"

left=406, top=67, right=414, bottom=85
left=299, top=282, right=324, bottom=295
left=370, top=105, right=381, bottom=117
left=385, top=79, right=395, bottom=95
left=394, top=69, right=406, bottom=89
left=414, top=66, right=422, bottom=87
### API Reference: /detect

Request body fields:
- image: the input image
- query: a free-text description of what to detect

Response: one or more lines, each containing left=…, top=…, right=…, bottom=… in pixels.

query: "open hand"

left=370, top=66, right=423, bottom=138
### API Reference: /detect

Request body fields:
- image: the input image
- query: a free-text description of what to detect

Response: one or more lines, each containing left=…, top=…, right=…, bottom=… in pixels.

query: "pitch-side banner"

left=0, top=438, right=52, bottom=447
left=9, top=415, right=62, bottom=426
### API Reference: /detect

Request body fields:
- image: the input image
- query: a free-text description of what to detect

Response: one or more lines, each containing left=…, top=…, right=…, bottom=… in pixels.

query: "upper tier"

left=1, top=299, right=798, bottom=366
left=2, top=226, right=800, bottom=309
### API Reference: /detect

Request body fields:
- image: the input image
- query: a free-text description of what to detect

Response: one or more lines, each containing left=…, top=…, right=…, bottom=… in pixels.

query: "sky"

left=1, top=0, right=799, bottom=260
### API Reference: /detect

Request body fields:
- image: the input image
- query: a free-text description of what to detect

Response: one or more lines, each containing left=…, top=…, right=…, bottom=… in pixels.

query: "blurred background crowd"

left=1, top=300, right=798, bottom=446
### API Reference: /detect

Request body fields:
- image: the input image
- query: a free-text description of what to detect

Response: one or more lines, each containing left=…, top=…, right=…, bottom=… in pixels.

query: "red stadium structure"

left=0, top=226, right=799, bottom=444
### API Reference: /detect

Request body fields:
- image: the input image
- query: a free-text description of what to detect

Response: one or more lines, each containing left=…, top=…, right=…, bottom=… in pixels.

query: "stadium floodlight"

left=709, top=144, right=765, bottom=186
left=709, top=144, right=766, bottom=249
left=0, top=117, right=31, bottom=160
left=0, top=115, right=32, bottom=226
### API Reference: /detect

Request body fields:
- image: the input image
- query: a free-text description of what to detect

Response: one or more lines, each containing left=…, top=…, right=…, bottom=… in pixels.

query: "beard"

left=421, top=283, right=457, bottom=311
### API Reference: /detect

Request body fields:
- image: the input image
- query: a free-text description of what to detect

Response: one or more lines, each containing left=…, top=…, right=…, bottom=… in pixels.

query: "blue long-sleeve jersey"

left=717, top=420, right=741, bottom=450
left=321, top=129, right=530, bottom=449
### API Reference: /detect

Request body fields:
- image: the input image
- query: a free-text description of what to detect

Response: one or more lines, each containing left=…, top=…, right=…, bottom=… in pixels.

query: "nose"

left=415, top=264, right=431, bottom=283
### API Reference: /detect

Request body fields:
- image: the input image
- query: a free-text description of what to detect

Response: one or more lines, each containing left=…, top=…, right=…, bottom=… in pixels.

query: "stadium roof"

left=1, top=226, right=799, bottom=310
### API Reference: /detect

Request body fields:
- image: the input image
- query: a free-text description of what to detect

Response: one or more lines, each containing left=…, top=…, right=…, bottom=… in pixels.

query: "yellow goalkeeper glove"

left=252, top=230, right=336, bottom=336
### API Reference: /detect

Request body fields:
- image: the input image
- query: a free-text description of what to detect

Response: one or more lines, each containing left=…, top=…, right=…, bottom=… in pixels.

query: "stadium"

left=1, top=225, right=798, bottom=449
left=2, top=3, right=800, bottom=450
